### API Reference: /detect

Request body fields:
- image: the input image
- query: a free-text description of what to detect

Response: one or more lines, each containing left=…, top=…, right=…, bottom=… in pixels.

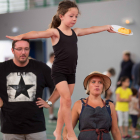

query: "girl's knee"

left=118, top=116, right=123, bottom=127
left=124, top=120, right=128, bottom=126
left=61, top=97, right=72, bottom=107
left=118, top=120, right=123, bottom=127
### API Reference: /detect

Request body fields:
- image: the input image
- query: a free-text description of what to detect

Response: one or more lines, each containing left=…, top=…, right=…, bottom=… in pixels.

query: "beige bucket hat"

left=83, top=71, right=111, bottom=91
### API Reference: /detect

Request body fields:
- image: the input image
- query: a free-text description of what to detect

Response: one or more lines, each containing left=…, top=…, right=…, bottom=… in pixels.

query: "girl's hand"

left=36, top=98, right=51, bottom=108
left=106, top=25, right=116, bottom=33
left=6, top=35, right=22, bottom=40
left=0, top=98, right=3, bottom=108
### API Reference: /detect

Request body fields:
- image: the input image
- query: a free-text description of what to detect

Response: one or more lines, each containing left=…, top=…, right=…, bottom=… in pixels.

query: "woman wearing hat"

left=63, top=71, right=121, bottom=140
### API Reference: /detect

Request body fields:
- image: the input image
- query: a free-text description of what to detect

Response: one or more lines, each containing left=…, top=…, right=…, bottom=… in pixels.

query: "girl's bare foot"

left=53, top=130, right=61, bottom=140
left=67, top=134, right=78, bottom=140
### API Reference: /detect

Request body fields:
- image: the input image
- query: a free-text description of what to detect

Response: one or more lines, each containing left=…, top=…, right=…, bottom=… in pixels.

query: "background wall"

left=0, top=0, right=140, bottom=107
left=0, top=40, right=13, bottom=61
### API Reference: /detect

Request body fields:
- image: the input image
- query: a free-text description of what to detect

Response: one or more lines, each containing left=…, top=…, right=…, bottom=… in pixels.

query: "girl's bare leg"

left=132, top=127, right=136, bottom=136
left=67, top=84, right=77, bottom=140
left=53, top=98, right=64, bottom=140
left=119, top=126, right=124, bottom=136
left=53, top=82, right=77, bottom=140
left=124, top=126, right=128, bottom=136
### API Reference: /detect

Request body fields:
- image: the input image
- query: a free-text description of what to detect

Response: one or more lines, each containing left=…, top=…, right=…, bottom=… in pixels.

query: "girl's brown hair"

left=49, top=0, right=79, bottom=28
left=117, top=76, right=129, bottom=87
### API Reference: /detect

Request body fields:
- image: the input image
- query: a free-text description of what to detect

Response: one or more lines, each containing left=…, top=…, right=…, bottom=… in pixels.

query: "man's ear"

left=11, top=48, right=14, bottom=54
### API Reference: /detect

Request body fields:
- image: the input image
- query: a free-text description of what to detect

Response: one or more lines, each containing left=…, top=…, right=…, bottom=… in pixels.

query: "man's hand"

left=36, top=98, right=50, bottom=108
left=0, top=98, right=3, bottom=108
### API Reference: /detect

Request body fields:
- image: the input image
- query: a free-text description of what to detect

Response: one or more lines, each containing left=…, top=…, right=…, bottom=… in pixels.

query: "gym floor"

left=0, top=108, right=140, bottom=140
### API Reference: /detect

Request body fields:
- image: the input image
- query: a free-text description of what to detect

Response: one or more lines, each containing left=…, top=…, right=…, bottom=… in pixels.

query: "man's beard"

left=17, top=55, right=29, bottom=64
left=19, top=58, right=28, bottom=63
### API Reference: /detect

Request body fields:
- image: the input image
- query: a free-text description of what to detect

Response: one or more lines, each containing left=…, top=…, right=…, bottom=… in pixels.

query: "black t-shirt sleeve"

left=42, top=63, right=55, bottom=94
left=0, top=62, right=5, bottom=98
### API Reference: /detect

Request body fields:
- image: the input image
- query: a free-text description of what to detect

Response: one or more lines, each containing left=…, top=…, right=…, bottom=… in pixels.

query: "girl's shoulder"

left=116, top=86, right=123, bottom=89
left=126, top=87, right=133, bottom=92
left=132, top=96, right=139, bottom=102
left=46, top=28, right=60, bottom=37
left=73, top=28, right=82, bottom=36
left=116, top=86, right=122, bottom=92
left=116, top=86, right=121, bottom=90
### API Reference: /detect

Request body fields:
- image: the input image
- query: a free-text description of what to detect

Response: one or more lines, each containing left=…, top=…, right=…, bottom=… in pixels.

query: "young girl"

left=6, top=1, right=115, bottom=140
left=129, top=88, right=140, bottom=139
left=115, top=76, right=132, bottom=138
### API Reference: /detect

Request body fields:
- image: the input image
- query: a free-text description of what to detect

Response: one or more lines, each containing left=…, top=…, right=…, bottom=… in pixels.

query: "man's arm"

left=36, top=63, right=60, bottom=108
left=36, top=88, right=60, bottom=108
left=48, top=88, right=60, bottom=104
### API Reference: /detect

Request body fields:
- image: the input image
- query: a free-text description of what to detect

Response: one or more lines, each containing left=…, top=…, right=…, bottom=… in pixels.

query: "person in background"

left=118, top=51, right=134, bottom=87
left=129, top=88, right=140, bottom=139
left=115, top=76, right=132, bottom=138
left=132, top=62, right=140, bottom=90
left=47, top=52, right=55, bottom=68
left=139, top=89, right=140, bottom=109
left=103, top=68, right=116, bottom=78
left=46, top=52, right=57, bottom=122
left=103, top=68, right=116, bottom=101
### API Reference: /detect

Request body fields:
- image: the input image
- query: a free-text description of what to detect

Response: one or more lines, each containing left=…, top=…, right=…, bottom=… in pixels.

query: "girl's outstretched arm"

left=6, top=28, right=56, bottom=40
left=74, top=25, right=115, bottom=36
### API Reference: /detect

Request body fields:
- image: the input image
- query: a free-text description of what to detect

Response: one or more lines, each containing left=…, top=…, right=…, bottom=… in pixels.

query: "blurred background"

left=0, top=0, right=140, bottom=139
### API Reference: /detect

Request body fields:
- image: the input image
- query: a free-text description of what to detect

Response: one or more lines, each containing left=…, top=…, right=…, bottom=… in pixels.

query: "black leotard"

left=52, top=28, right=78, bottom=74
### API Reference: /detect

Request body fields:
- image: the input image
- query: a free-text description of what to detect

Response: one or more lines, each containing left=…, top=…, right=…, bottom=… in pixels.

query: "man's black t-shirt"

left=0, top=59, right=54, bottom=134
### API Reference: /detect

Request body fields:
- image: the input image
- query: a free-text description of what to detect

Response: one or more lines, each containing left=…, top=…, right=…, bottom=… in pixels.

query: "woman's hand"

left=0, top=98, right=3, bottom=108
left=106, top=25, right=116, bottom=33
left=36, top=98, right=51, bottom=108
left=6, top=35, right=22, bottom=40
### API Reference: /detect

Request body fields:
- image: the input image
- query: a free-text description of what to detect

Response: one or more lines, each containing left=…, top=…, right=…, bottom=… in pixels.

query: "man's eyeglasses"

left=14, top=48, right=30, bottom=52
